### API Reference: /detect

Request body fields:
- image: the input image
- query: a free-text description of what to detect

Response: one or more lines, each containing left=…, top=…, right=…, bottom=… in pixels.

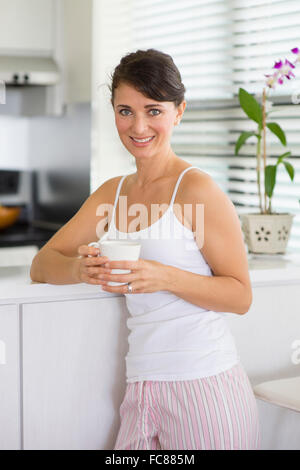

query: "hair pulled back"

left=109, top=49, right=186, bottom=107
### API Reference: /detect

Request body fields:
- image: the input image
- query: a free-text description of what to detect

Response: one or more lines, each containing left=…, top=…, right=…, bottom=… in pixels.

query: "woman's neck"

left=133, top=149, right=180, bottom=190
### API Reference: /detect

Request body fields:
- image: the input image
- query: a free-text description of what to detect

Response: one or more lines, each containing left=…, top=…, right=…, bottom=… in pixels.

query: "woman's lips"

left=130, top=136, right=155, bottom=147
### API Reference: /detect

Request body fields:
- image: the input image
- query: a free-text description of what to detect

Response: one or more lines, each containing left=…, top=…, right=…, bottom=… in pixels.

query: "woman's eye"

left=119, top=108, right=161, bottom=116
left=119, top=109, right=131, bottom=116
left=150, top=109, right=161, bottom=116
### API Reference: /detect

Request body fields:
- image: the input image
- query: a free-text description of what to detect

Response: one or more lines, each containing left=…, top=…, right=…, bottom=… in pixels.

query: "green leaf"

left=238, top=88, right=263, bottom=127
left=265, top=165, right=277, bottom=199
left=266, top=122, right=287, bottom=146
left=276, top=151, right=292, bottom=165
left=282, top=161, right=295, bottom=181
left=235, top=131, right=257, bottom=155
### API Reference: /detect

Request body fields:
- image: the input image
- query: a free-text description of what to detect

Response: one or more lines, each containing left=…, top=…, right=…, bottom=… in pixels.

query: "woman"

left=30, top=49, right=260, bottom=450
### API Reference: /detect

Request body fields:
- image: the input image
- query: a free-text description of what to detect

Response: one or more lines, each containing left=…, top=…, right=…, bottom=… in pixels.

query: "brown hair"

left=109, top=49, right=186, bottom=107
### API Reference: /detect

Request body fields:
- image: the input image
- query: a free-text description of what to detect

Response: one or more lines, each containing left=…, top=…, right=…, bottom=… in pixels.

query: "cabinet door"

left=63, top=0, right=92, bottom=103
left=225, top=283, right=300, bottom=382
left=22, top=296, right=129, bottom=450
left=0, top=0, right=54, bottom=53
left=0, top=304, right=21, bottom=450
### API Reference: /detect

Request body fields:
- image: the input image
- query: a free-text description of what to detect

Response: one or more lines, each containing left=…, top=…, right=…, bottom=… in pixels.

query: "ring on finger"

left=127, top=282, right=133, bottom=294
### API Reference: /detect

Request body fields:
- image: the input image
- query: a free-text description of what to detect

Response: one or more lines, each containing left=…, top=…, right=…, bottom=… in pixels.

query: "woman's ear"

left=175, top=100, right=186, bottom=125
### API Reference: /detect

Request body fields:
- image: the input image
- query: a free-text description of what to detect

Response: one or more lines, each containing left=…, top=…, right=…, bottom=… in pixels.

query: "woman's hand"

left=76, top=244, right=112, bottom=285
left=98, top=258, right=170, bottom=294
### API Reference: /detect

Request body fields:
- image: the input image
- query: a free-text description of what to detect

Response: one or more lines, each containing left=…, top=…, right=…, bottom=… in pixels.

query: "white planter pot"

left=240, top=213, right=295, bottom=254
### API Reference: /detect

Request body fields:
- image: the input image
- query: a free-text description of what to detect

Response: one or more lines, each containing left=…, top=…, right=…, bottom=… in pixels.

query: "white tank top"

left=101, top=166, right=239, bottom=382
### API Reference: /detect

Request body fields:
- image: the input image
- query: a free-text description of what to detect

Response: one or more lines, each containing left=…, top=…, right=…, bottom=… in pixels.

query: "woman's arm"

left=164, top=172, right=252, bottom=314
left=163, top=268, right=251, bottom=315
left=30, top=176, right=121, bottom=284
left=30, top=247, right=82, bottom=284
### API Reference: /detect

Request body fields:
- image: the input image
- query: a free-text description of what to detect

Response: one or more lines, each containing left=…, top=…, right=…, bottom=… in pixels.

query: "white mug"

left=88, top=240, right=141, bottom=286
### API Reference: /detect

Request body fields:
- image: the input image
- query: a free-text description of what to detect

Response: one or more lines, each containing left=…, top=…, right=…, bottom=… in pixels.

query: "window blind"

left=133, top=0, right=233, bottom=100
left=131, top=0, right=300, bottom=253
left=232, top=0, right=300, bottom=97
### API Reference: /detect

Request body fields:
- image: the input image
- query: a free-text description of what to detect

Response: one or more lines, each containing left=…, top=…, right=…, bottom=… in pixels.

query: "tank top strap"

left=109, top=174, right=127, bottom=229
left=169, top=166, right=200, bottom=208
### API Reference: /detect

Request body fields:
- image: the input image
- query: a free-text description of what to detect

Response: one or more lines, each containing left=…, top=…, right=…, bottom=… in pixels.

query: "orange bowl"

left=0, top=205, right=21, bottom=230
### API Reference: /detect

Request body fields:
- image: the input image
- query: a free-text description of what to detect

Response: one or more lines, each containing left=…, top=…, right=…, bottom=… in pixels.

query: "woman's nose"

left=131, top=116, right=148, bottom=135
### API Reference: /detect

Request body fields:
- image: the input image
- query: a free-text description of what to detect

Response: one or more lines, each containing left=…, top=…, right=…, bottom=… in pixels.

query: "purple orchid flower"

left=291, top=47, right=300, bottom=63
left=266, top=53, right=300, bottom=88
left=280, top=60, right=296, bottom=79
left=285, top=59, right=295, bottom=69
left=265, top=73, right=277, bottom=88
left=273, top=59, right=294, bottom=74
left=286, top=69, right=295, bottom=80
left=265, top=48, right=299, bottom=88
left=273, top=60, right=283, bottom=69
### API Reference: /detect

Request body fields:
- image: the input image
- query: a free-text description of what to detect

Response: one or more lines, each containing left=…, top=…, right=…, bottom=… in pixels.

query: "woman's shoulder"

left=98, top=174, right=125, bottom=189
left=181, top=168, right=234, bottom=215
left=178, top=167, right=235, bottom=215
left=179, top=167, right=214, bottom=198
left=93, top=174, right=126, bottom=199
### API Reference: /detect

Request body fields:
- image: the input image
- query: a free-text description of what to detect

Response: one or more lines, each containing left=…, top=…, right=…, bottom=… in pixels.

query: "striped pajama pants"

left=114, top=362, right=260, bottom=450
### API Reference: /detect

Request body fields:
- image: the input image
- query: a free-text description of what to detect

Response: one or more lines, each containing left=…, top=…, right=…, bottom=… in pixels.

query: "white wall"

left=0, top=115, right=30, bottom=170
left=91, top=0, right=134, bottom=192
left=0, top=103, right=91, bottom=179
left=28, top=103, right=91, bottom=172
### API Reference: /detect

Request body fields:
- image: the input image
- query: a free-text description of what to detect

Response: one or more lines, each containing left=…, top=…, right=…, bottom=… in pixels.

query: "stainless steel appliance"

left=0, top=169, right=54, bottom=248
left=0, top=167, right=90, bottom=249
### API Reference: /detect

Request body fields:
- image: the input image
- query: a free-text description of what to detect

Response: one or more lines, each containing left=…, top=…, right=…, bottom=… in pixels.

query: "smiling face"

left=113, top=82, right=186, bottom=161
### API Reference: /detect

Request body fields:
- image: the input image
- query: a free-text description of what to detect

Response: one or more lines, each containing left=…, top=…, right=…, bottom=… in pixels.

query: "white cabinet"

left=22, top=296, right=129, bottom=450
left=225, top=282, right=300, bottom=450
left=0, top=0, right=54, bottom=54
left=63, top=0, right=92, bottom=104
left=225, top=283, right=300, bottom=383
left=0, top=0, right=92, bottom=115
left=0, top=304, right=21, bottom=450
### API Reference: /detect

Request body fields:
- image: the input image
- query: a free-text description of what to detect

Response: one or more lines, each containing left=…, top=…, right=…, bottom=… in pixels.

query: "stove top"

left=0, top=221, right=57, bottom=248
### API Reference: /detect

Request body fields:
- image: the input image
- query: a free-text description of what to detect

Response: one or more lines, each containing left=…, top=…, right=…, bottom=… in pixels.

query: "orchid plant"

left=235, top=48, right=300, bottom=214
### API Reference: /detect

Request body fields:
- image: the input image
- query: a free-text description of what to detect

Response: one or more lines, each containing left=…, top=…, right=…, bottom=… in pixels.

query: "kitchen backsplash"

left=0, top=103, right=91, bottom=171
left=0, top=116, right=29, bottom=169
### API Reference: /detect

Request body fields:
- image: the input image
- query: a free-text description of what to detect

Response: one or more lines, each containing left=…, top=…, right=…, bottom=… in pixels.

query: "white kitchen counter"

left=0, top=252, right=300, bottom=304
left=0, top=246, right=39, bottom=268
left=0, top=265, right=118, bottom=305
left=248, top=252, right=300, bottom=286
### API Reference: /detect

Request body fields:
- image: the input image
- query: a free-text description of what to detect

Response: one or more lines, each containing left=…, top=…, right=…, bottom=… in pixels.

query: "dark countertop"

left=0, top=221, right=57, bottom=249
